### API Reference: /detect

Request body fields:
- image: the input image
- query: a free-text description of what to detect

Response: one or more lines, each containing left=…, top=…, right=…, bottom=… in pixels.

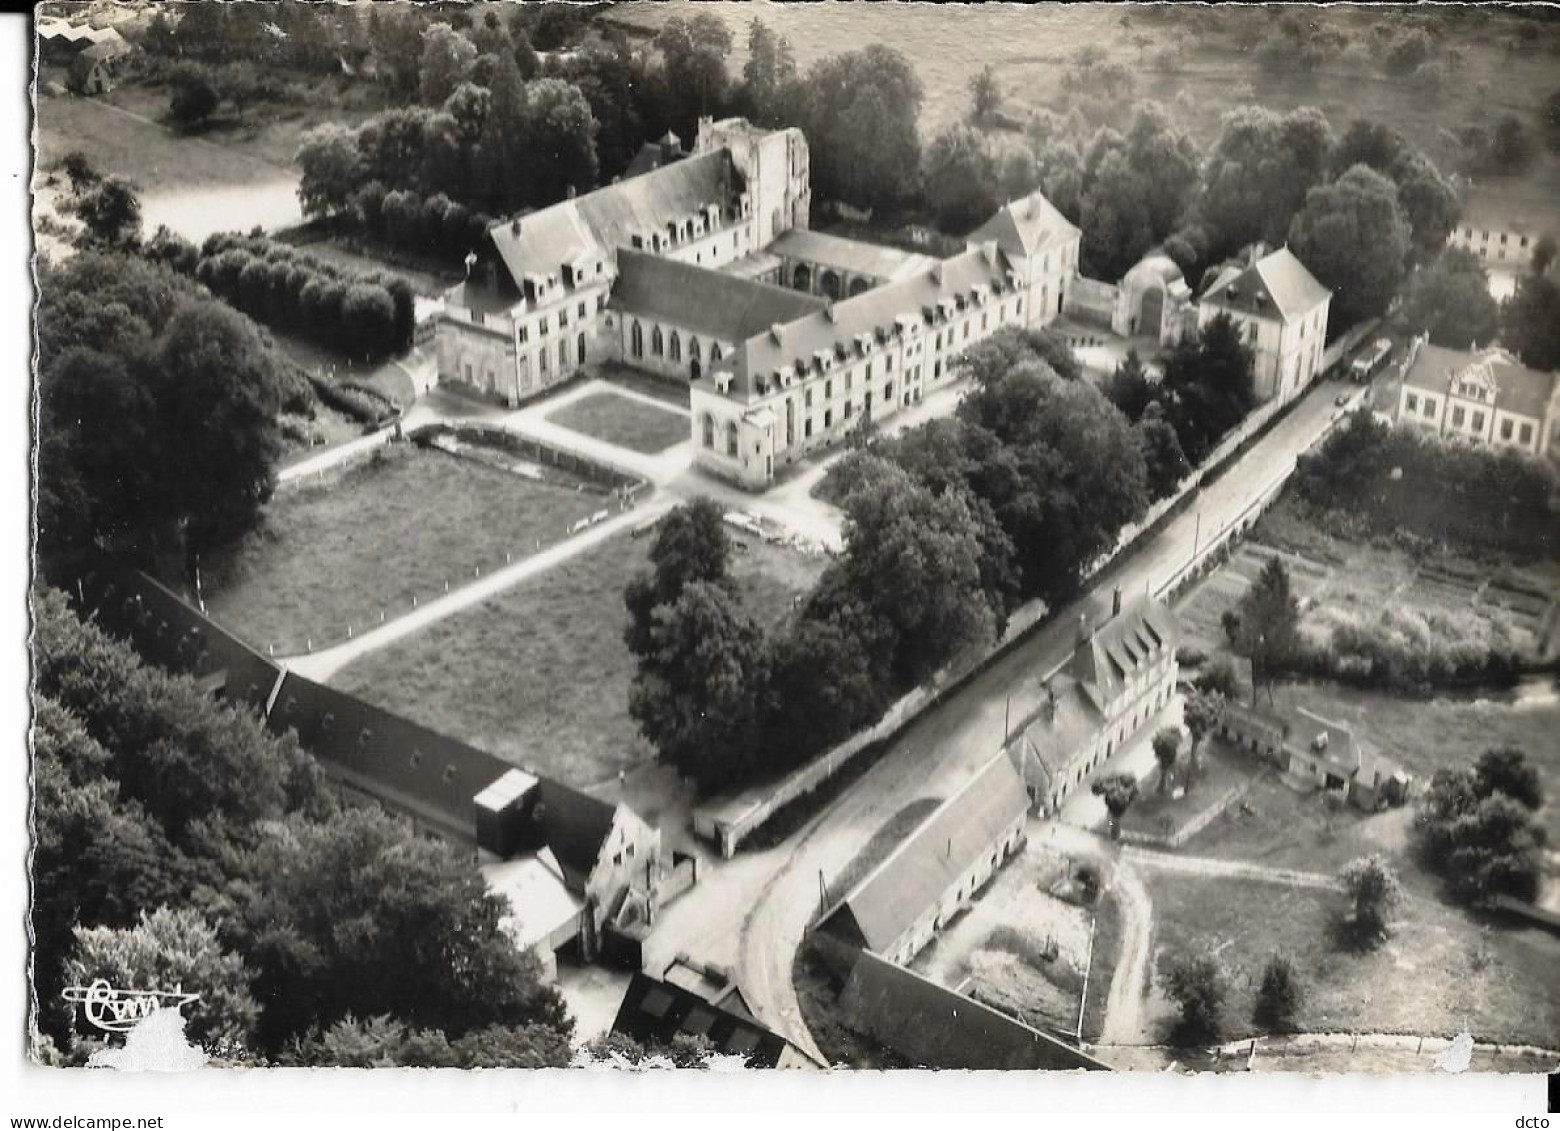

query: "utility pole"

left=1191, top=509, right=1202, bottom=563
left=1004, top=694, right=1012, bottom=744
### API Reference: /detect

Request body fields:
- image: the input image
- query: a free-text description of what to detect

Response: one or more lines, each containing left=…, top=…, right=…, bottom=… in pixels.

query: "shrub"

left=1253, top=953, right=1302, bottom=1033
left=1162, top=953, right=1227, bottom=1045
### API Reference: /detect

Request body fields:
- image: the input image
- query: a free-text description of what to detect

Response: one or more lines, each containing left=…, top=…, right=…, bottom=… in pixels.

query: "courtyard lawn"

left=329, top=528, right=826, bottom=788
left=1146, top=871, right=1560, bottom=1050
left=1121, top=737, right=1262, bottom=842
left=545, top=391, right=691, bottom=455
left=203, top=445, right=603, bottom=655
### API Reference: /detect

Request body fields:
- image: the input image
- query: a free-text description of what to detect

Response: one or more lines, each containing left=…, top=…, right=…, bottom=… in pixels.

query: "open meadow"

left=1146, top=870, right=1560, bottom=1050
left=330, top=525, right=828, bottom=787
left=203, top=444, right=605, bottom=655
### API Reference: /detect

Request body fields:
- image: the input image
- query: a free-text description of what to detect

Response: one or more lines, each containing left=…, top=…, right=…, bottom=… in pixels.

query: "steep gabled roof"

left=1402, top=342, right=1558, bottom=421
left=722, top=243, right=1014, bottom=401
left=487, top=151, right=739, bottom=285
left=611, top=972, right=794, bottom=1068
left=609, top=248, right=828, bottom=344
left=815, top=751, right=1030, bottom=955
left=1199, top=247, right=1330, bottom=323
left=966, top=189, right=1080, bottom=260
left=1070, top=596, right=1178, bottom=712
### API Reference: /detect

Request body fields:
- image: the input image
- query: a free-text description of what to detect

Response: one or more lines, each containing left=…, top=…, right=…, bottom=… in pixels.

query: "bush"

left=1161, top=954, right=1227, bottom=1045
left=1253, top=953, right=1302, bottom=1033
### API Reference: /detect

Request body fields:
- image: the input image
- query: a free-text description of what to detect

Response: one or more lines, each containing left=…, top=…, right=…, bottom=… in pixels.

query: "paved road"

left=686, top=378, right=1359, bottom=1057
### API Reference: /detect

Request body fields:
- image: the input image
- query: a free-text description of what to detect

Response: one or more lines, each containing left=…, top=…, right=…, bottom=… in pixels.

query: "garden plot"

left=911, top=845, right=1093, bottom=1037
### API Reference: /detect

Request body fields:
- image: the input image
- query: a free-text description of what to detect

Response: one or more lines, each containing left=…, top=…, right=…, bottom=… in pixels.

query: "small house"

left=1219, top=701, right=1408, bottom=811
left=69, top=37, right=132, bottom=94
left=609, top=968, right=809, bottom=1068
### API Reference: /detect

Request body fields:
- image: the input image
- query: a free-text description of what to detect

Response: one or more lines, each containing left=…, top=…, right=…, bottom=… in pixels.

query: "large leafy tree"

left=1157, top=312, right=1256, bottom=465
left=1200, top=105, right=1335, bottom=258
left=1288, top=164, right=1413, bottom=327
left=63, top=909, right=260, bottom=1053
left=740, top=19, right=799, bottom=128
left=922, top=124, right=1000, bottom=234
left=799, top=45, right=924, bottom=213
left=296, top=123, right=365, bottom=220
left=654, top=14, right=735, bottom=139
left=1225, top=557, right=1300, bottom=705
left=1161, top=954, right=1227, bottom=1045
left=418, top=22, right=477, bottom=106
left=522, top=78, right=600, bottom=206
left=629, top=580, right=774, bottom=792
left=1414, top=747, right=1547, bottom=903
left=1502, top=273, right=1560, bottom=371
left=1137, top=404, right=1190, bottom=502
left=1401, top=248, right=1501, bottom=349
left=75, top=175, right=143, bottom=248
left=1338, top=855, right=1405, bottom=945
left=1092, top=772, right=1140, bottom=839
left=624, top=497, right=732, bottom=656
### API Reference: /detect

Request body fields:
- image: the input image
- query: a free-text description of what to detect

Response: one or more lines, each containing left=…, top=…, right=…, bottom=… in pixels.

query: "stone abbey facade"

left=434, top=116, right=1083, bottom=489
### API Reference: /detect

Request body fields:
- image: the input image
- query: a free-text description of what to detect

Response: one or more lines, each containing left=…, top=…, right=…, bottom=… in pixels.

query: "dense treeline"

left=143, top=229, right=416, bottom=363
left=34, top=251, right=308, bottom=582
left=32, top=588, right=572, bottom=1065
left=1293, top=411, right=1558, bottom=558
left=628, top=332, right=1157, bottom=793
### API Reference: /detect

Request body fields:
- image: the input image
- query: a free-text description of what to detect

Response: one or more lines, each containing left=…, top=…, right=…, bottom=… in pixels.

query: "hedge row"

left=144, top=229, right=416, bottom=363
left=355, top=183, right=495, bottom=264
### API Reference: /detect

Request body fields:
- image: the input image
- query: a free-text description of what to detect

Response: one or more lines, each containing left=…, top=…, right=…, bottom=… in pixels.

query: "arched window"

left=702, top=414, right=715, bottom=448
left=710, top=343, right=723, bottom=362
left=670, top=332, right=682, bottom=362
left=689, top=337, right=702, bottom=362
left=652, top=327, right=664, bottom=356
left=725, top=421, right=739, bottom=457
left=631, top=322, right=643, bottom=358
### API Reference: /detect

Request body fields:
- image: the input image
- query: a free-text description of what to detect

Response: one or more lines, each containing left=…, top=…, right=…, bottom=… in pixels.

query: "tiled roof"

left=839, top=951, right=1112, bottom=1071
left=1198, top=247, right=1331, bottom=323
left=611, top=972, right=793, bottom=1068
left=965, top=189, right=1080, bottom=260
left=816, top=751, right=1030, bottom=955
left=723, top=243, right=1015, bottom=401
left=1402, top=342, right=1558, bottom=421
left=609, top=248, right=828, bottom=344
left=488, top=150, right=740, bottom=285
left=1015, top=674, right=1106, bottom=783
left=767, top=228, right=935, bottom=282
left=1069, top=597, right=1178, bottom=712
left=624, top=140, right=686, bottom=180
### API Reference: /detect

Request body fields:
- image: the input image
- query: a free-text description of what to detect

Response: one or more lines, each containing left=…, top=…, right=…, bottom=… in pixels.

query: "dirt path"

left=281, top=491, right=677, bottom=681
left=1122, top=847, right=1345, bottom=892
left=1100, top=860, right=1155, bottom=1046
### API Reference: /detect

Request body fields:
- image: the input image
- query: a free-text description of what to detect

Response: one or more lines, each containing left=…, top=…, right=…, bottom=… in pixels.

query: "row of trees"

left=33, top=589, right=573, bottom=1064
left=627, top=332, right=1160, bottom=793
left=1415, top=747, right=1548, bottom=905
left=1293, top=411, right=1558, bottom=558
left=143, top=229, right=416, bottom=363
left=35, top=251, right=302, bottom=582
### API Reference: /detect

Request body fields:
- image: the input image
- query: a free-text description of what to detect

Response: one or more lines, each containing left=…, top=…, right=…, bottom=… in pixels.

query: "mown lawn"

left=204, top=445, right=602, bottom=654
left=1146, top=872, right=1560, bottom=1050
left=331, top=528, right=826, bottom=788
left=545, top=391, right=691, bottom=455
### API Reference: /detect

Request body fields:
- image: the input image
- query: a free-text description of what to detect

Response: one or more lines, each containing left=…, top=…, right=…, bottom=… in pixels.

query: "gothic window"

left=631, top=322, right=644, bottom=357
left=670, top=332, right=682, bottom=362
left=652, top=327, right=664, bottom=356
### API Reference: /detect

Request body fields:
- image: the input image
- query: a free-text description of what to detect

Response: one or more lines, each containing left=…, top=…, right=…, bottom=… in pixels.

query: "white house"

left=1394, top=337, right=1560, bottom=463
left=1197, top=246, right=1332, bottom=406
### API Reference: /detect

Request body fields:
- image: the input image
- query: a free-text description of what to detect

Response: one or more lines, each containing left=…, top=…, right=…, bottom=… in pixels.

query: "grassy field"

left=545, top=391, right=691, bottom=455
left=1190, top=683, right=1560, bottom=863
left=1146, top=871, right=1560, bottom=1049
left=203, top=445, right=603, bottom=654
left=330, top=526, right=827, bottom=788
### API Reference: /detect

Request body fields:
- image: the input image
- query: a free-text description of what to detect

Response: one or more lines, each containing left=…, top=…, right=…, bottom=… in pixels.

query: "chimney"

left=1112, top=585, right=1122, bottom=618
left=566, top=184, right=577, bottom=200
left=510, top=217, right=521, bottom=236
left=1076, top=612, right=1092, bottom=646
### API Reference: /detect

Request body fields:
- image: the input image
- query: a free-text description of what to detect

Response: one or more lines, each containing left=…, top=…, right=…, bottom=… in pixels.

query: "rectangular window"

left=1423, top=399, right=1434, bottom=419
left=540, top=316, right=550, bottom=336
left=578, top=301, right=587, bottom=318
left=824, top=409, right=833, bottom=428
left=885, top=381, right=894, bottom=401
left=1519, top=422, right=1534, bottom=444
left=1452, top=405, right=1465, bottom=427
left=935, top=332, right=943, bottom=350
left=1016, top=297, right=1023, bottom=314
left=559, top=309, right=568, bottom=328
left=805, top=419, right=813, bottom=438
left=934, top=360, right=943, bottom=378
left=844, top=400, right=854, bottom=418
left=518, top=326, right=529, bottom=344
left=1482, top=231, right=1489, bottom=241
left=886, top=355, right=894, bottom=372
left=597, top=295, right=605, bottom=312
left=1520, top=235, right=1530, bottom=248
left=825, top=379, right=833, bottom=399
left=1472, top=411, right=1485, bottom=431
left=1500, top=418, right=1514, bottom=440
left=1500, top=233, right=1508, bottom=244
left=1405, top=393, right=1418, bottom=413
left=805, top=389, right=813, bottom=408
left=845, top=371, right=853, bottom=392
left=981, top=312, right=989, bottom=331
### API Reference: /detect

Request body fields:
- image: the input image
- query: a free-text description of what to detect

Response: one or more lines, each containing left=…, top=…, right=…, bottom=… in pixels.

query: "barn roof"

left=609, top=248, right=828, bottom=344
left=611, top=972, right=794, bottom=1068
left=815, top=750, right=1030, bottom=955
left=839, top=950, right=1112, bottom=1071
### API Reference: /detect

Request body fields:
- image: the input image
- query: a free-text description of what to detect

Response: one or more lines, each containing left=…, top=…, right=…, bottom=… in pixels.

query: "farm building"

left=1218, top=700, right=1409, bottom=811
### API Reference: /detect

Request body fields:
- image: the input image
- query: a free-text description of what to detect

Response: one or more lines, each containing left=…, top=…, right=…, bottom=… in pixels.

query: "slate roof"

left=767, top=228, right=935, bottom=282
left=1069, top=596, right=1178, bottom=713
left=488, top=151, right=740, bottom=285
left=839, top=951, right=1112, bottom=1071
left=609, top=248, right=828, bottom=344
left=1402, top=342, right=1558, bottom=421
left=611, top=972, right=793, bottom=1068
left=1198, top=247, right=1331, bottom=323
left=966, top=188, right=1080, bottom=260
left=1015, top=673, right=1106, bottom=784
left=815, top=750, right=1031, bottom=955
left=624, top=138, right=687, bottom=180
left=722, top=243, right=1015, bottom=401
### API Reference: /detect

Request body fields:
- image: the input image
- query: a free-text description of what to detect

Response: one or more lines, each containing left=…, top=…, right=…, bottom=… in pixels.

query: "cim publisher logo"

left=62, top=979, right=201, bottom=1033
